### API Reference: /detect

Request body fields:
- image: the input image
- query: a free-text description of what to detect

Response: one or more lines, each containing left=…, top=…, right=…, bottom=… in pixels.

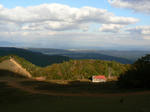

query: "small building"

left=92, top=75, right=106, bottom=83
left=35, top=76, right=46, bottom=81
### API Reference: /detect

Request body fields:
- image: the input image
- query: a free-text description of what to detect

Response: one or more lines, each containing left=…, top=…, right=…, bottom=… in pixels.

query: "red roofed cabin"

left=92, top=75, right=106, bottom=82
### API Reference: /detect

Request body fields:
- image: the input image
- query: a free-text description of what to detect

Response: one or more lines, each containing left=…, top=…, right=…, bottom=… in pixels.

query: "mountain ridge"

left=0, top=47, right=70, bottom=67
left=28, top=48, right=142, bottom=64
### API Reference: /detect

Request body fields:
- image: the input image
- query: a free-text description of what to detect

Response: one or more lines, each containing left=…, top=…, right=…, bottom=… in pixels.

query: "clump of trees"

left=41, top=60, right=129, bottom=80
left=118, top=54, right=150, bottom=88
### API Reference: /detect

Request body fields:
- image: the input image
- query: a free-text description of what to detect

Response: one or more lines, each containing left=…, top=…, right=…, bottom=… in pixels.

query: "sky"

left=0, top=0, right=150, bottom=50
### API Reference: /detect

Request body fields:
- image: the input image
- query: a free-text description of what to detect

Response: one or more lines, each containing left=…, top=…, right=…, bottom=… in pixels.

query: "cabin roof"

left=93, top=75, right=106, bottom=80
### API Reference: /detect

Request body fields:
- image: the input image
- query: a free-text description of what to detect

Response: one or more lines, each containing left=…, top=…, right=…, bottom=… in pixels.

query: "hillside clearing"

left=0, top=58, right=31, bottom=77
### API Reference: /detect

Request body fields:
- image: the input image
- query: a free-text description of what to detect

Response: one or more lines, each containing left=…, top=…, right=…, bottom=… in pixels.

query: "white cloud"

left=1, top=3, right=149, bottom=50
left=1, top=31, right=150, bottom=50
left=0, top=3, right=138, bottom=32
left=99, top=24, right=125, bottom=32
left=108, top=0, right=150, bottom=14
left=126, top=26, right=150, bottom=39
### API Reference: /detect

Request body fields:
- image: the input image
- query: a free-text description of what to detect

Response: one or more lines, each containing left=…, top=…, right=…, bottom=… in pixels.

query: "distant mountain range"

left=0, top=41, right=16, bottom=47
left=0, top=47, right=70, bottom=67
left=1, top=47, right=149, bottom=65
left=28, top=48, right=150, bottom=60
left=27, top=48, right=149, bottom=64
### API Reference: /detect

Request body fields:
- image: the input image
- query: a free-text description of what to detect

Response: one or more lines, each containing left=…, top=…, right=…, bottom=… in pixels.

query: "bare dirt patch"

left=0, top=59, right=31, bottom=77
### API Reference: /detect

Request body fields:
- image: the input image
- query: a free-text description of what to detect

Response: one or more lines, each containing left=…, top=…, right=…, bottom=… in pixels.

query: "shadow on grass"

left=0, top=69, right=149, bottom=94
left=1, top=70, right=150, bottom=112
left=0, top=81, right=37, bottom=104
left=21, top=79, right=149, bottom=94
left=0, top=69, right=27, bottom=79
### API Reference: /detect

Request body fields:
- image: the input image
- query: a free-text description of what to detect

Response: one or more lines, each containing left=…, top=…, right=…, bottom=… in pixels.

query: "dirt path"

left=1, top=78, right=150, bottom=97
left=9, top=58, right=32, bottom=78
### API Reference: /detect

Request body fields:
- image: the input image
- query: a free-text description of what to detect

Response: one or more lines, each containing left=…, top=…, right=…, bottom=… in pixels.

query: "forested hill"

left=0, top=55, right=129, bottom=80
left=38, top=60, right=129, bottom=80
left=0, top=47, right=70, bottom=67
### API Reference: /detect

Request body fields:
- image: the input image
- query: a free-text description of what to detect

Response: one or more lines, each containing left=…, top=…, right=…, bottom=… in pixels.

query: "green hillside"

left=40, top=60, right=129, bottom=80
left=0, top=55, right=38, bottom=75
left=0, top=55, right=129, bottom=80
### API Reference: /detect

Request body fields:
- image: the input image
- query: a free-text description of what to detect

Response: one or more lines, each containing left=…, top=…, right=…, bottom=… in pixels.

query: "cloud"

left=126, top=26, right=150, bottom=39
left=108, top=0, right=150, bottom=14
left=99, top=24, right=125, bottom=33
left=0, top=3, right=138, bottom=32
left=1, top=3, right=149, bottom=50
left=1, top=31, right=150, bottom=50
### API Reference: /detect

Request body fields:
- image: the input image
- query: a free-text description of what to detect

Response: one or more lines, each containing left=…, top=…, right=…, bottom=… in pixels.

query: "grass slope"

left=0, top=55, right=39, bottom=77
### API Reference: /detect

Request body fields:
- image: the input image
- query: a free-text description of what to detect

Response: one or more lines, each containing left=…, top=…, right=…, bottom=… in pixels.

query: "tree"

left=118, top=54, right=150, bottom=88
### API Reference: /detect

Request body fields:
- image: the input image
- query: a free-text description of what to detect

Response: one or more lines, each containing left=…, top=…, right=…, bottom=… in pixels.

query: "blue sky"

left=1, top=0, right=109, bottom=8
left=0, top=0, right=150, bottom=50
